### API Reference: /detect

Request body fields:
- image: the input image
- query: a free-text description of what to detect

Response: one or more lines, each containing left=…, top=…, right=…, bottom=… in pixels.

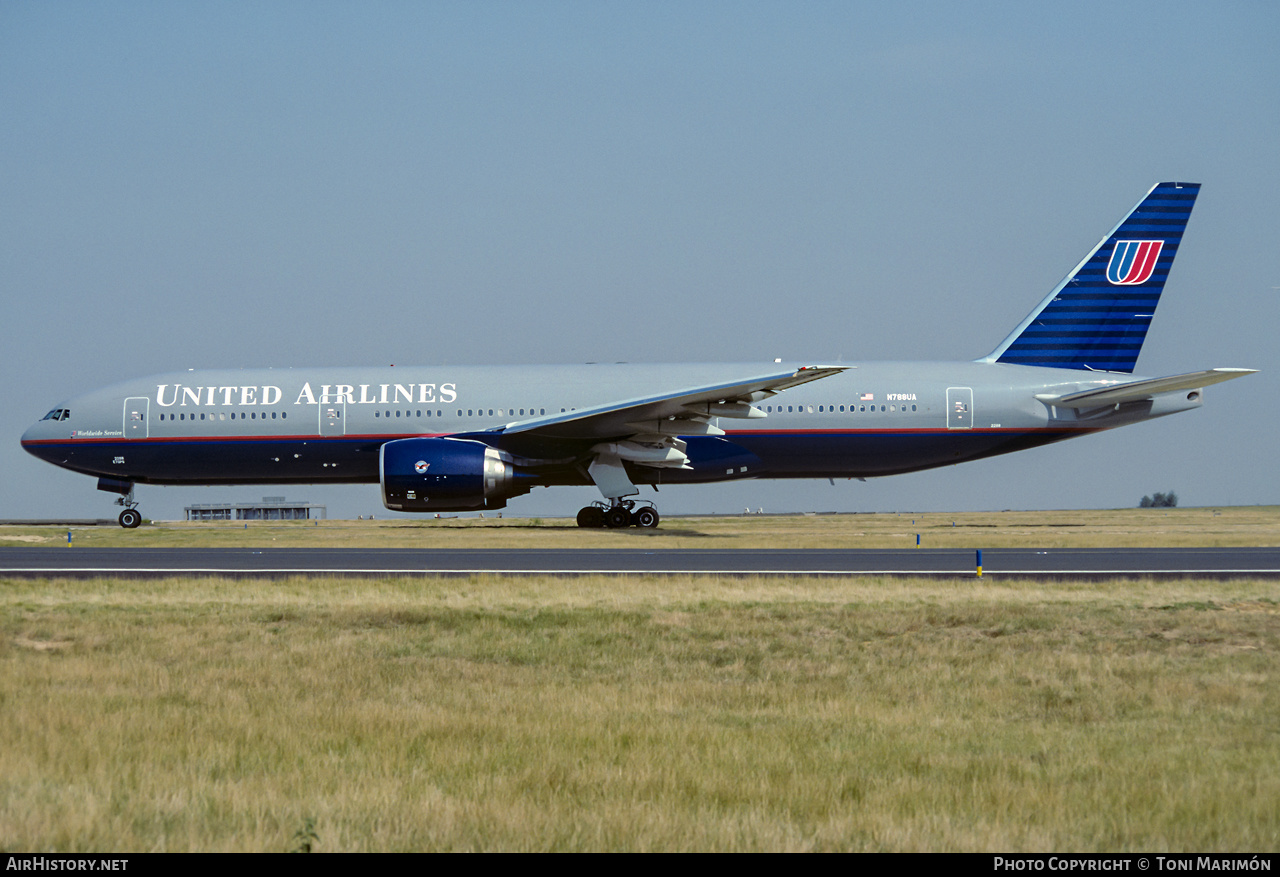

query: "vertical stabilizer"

left=983, top=181, right=1199, bottom=373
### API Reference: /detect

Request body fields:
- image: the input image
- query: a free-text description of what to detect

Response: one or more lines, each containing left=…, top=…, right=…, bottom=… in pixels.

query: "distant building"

left=184, top=497, right=327, bottom=521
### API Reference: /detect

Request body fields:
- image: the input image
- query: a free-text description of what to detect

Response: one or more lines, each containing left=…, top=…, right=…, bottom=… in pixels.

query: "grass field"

left=3, top=572, right=1278, bottom=851
left=2, top=505, right=1278, bottom=549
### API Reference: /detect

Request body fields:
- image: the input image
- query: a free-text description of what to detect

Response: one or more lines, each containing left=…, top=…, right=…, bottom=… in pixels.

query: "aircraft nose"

left=21, top=417, right=58, bottom=457
left=21, top=420, right=44, bottom=451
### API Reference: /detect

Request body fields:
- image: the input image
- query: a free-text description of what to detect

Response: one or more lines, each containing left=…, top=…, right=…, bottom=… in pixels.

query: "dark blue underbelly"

left=24, top=428, right=1079, bottom=487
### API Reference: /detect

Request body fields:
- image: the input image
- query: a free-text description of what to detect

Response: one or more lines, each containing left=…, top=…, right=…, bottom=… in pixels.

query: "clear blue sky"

left=3, top=1, right=1276, bottom=519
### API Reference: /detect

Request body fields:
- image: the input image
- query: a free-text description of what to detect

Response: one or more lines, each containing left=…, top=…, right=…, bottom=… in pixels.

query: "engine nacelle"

left=380, top=437, right=523, bottom=512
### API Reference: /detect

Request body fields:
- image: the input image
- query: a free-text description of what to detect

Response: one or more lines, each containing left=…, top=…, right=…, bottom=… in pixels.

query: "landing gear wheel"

left=576, top=506, right=605, bottom=528
left=633, top=507, right=660, bottom=529
left=604, top=507, right=632, bottom=529
left=118, top=508, right=142, bottom=529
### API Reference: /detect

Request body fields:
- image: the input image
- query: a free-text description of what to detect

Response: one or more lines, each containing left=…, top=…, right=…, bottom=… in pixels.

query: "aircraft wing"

left=1035, top=368, right=1256, bottom=409
left=491, top=365, right=847, bottom=442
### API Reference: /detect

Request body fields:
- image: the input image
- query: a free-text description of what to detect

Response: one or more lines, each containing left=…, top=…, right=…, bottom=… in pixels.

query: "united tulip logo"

left=1106, top=240, right=1164, bottom=285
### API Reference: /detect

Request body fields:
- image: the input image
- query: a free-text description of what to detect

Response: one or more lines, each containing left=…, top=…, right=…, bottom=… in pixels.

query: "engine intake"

left=380, top=437, right=525, bottom=512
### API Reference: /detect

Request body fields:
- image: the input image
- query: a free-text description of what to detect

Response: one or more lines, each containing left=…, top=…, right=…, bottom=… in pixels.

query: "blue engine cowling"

left=380, top=437, right=524, bottom=512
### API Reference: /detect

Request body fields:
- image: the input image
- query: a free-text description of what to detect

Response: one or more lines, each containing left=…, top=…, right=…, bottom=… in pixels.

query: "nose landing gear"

left=575, top=500, right=660, bottom=529
left=110, top=484, right=142, bottom=529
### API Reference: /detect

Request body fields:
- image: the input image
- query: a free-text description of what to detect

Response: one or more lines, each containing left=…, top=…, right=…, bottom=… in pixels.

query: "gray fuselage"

left=21, top=360, right=1200, bottom=492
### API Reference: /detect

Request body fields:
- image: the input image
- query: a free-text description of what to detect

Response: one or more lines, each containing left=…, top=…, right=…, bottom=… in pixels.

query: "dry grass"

left=4, top=505, right=1278, bottom=549
left=2, top=573, right=1278, bottom=851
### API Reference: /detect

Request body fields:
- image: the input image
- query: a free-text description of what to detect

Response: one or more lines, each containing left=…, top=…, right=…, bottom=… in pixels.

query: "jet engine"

left=380, top=437, right=528, bottom=512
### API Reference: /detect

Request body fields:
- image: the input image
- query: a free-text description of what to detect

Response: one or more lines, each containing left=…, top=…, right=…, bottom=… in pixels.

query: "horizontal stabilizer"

left=1035, top=368, right=1256, bottom=408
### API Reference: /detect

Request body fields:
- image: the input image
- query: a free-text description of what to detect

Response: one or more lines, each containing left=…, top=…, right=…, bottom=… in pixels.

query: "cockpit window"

left=41, top=409, right=70, bottom=421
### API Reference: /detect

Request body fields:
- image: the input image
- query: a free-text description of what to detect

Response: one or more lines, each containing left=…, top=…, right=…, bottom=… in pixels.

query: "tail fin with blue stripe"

left=983, top=181, right=1199, bottom=373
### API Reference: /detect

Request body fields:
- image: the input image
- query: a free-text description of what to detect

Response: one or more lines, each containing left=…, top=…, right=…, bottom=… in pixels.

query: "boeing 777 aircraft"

left=22, top=182, right=1255, bottom=528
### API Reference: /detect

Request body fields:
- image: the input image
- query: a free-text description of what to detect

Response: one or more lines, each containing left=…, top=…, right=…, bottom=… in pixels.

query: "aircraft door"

left=946, top=387, right=973, bottom=430
left=320, top=401, right=346, bottom=436
left=123, top=397, right=149, bottom=438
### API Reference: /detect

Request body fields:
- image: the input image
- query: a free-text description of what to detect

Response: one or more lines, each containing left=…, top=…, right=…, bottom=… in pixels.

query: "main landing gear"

left=576, top=500, right=660, bottom=529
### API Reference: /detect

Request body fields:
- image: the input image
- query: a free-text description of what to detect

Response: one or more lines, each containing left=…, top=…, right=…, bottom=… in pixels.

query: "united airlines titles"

left=154, top=382, right=458, bottom=408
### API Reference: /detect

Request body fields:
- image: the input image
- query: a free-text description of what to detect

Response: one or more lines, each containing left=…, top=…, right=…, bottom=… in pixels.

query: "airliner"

left=22, top=182, right=1255, bottom=529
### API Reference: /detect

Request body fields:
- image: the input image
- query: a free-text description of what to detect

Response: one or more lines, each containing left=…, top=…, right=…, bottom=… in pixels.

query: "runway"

left=2, top=546, right=1279, bottom=578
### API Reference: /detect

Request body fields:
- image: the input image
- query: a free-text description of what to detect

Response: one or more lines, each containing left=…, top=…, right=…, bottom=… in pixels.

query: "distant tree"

left=1139, top=491, right=1178, bottom=508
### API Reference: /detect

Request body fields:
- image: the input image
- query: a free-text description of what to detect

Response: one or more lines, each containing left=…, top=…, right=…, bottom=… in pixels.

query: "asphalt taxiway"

left=2, top=546, right=1279, bottom=578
